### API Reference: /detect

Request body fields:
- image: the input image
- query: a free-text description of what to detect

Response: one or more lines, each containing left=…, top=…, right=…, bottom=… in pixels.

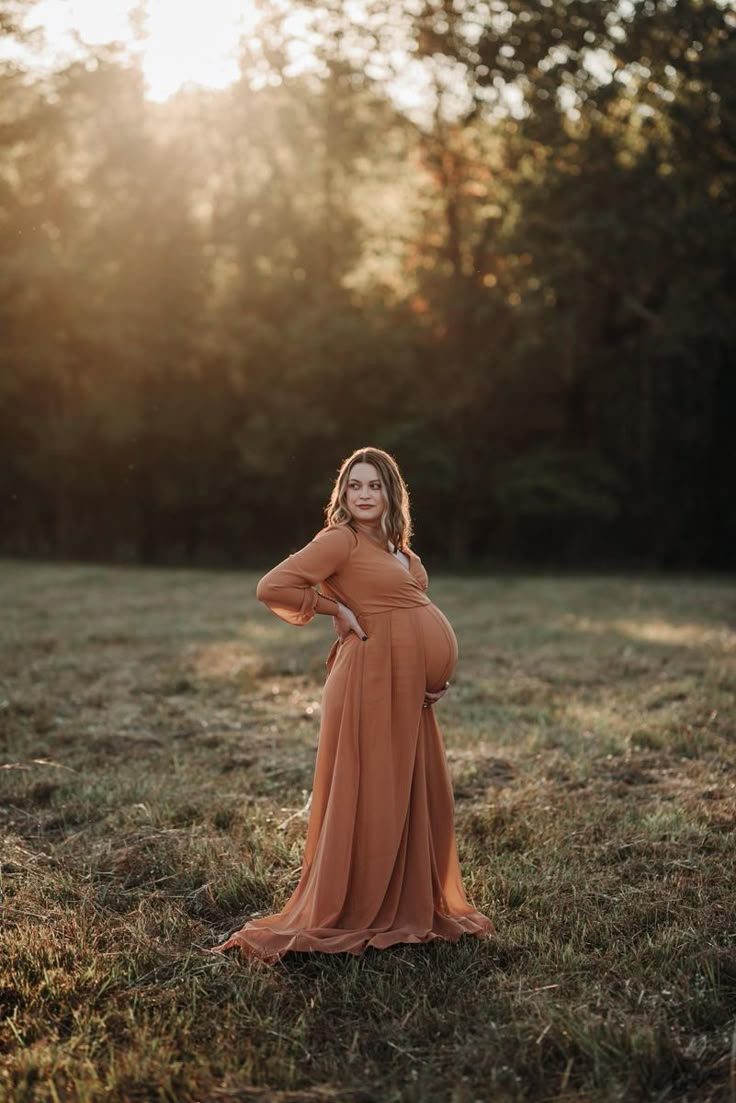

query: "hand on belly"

left=423, top=681, right=450, bottom=709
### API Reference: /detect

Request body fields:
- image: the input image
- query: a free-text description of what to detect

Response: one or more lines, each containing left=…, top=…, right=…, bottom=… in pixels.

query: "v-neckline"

left=353, top=526, right=412, bottom=573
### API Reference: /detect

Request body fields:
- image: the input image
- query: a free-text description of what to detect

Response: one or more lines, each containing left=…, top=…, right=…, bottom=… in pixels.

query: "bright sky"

left=5, top=0, right=634, bottom=127
left=24, top=0, right=259, bottom=101
left=11, top=0, right=443, bottom=122
left=6, top=0, right=546, bottom=127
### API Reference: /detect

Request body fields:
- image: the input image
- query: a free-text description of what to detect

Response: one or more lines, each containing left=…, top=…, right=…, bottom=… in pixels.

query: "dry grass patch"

left=1, top=560, right=734, bottom=1102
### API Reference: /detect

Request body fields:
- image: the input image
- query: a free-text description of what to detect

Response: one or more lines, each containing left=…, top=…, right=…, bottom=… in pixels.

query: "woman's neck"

left=353, top=519, right=388, bottom=547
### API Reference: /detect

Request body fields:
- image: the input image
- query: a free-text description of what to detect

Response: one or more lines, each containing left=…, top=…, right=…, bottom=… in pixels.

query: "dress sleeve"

left=256, top=525, right=356, bottom=626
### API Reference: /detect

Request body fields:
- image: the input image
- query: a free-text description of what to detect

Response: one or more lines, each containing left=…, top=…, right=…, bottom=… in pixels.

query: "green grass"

left=1, top=560, right=735, bottom=1102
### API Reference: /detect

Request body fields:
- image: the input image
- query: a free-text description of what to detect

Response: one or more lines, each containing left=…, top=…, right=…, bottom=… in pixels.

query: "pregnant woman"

left=213, top=446, right=494, bottom=962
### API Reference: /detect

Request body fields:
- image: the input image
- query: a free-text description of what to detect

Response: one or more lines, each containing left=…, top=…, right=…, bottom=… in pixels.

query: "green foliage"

left=494, top=448, right=626, bottom=519
left=0, top=0, right=733, bottom=567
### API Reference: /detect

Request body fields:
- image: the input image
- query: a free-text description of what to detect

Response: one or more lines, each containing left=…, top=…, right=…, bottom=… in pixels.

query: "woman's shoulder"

left=312, top=522, right=359, bottom=549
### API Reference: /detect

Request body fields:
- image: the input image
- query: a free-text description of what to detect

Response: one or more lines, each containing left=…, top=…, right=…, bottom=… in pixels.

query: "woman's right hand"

left=332, top=602, right=368, bottom=642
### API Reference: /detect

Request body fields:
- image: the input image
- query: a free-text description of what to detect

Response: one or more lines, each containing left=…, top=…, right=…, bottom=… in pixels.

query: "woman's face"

left=345, top=462, right=385, bottom=523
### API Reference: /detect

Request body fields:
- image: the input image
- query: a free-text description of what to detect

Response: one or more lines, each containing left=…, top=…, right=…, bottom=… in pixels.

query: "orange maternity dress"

left=212, top=522, right=494, bottom=962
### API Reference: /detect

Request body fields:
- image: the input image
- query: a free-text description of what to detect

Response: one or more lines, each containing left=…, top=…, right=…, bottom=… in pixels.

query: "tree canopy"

left=1, top=0, right=734, bottom=567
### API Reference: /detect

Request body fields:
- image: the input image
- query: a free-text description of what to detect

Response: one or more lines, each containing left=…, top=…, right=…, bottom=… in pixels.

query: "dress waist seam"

left=357, top=601, right=432, bottom=618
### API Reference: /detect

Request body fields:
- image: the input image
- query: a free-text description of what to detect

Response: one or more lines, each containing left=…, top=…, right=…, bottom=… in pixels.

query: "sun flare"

left=28, top=0, right=261, bottom=100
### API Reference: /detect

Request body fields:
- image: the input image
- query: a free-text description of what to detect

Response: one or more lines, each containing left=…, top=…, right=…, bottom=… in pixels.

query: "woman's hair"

left=325, top=447, right=412, bottom=551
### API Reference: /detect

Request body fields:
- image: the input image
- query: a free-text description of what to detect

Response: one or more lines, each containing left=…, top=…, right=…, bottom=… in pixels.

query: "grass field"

left=1, top=559, right=735, bottom=1103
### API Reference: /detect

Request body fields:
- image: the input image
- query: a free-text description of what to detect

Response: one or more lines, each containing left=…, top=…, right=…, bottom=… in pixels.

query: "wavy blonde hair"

left=325, top=447, right=412, bottom=551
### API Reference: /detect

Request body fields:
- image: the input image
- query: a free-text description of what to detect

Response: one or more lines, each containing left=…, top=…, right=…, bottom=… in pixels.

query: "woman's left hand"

left=423, top=682, right=450, bottom=709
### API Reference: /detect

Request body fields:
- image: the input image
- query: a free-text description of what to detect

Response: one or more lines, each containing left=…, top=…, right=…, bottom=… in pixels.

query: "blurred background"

left=0, top=0, right=733, bottom=569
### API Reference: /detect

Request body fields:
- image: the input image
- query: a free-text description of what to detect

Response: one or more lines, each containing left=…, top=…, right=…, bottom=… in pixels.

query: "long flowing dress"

left=212, top=522, right=494, bottom=962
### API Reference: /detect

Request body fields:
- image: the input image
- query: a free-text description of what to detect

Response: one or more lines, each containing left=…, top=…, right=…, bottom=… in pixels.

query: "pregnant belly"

left=329, top=603, right=459, bottom=697
left=416, top=603, right=458, bottom=693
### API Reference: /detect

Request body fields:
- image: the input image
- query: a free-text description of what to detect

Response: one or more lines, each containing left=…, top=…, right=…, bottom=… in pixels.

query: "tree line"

left=1, top=0, right=733, bottom=568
